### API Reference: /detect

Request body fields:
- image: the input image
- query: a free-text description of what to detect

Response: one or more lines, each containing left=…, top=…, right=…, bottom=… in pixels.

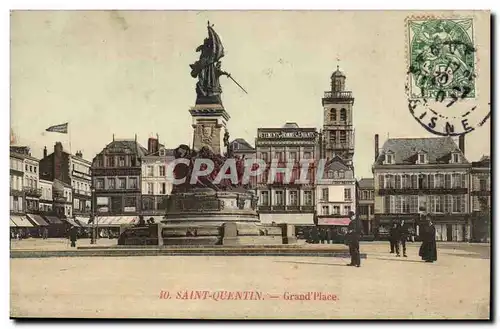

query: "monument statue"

left=118, top=21, right=288, bottom=248
left=190, top=21, right=247, bottom=104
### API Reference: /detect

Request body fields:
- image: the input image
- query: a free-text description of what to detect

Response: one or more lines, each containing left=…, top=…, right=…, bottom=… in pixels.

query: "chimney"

left=458, top=135, right=465, bottom=154
left=148, top=137, right=159, bottom=155
left=375, top=134, right=379, bottom=161
left=43, top=146, right=47, bottom=158
left=54, top=142, right=63, bottom=155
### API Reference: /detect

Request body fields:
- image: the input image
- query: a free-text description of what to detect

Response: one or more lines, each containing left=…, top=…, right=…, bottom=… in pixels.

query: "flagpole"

left=68, top=123, right=72, bottom=155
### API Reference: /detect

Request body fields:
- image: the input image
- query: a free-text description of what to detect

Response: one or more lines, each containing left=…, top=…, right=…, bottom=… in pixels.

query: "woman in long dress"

left=419, top=217, right=437, bottom=262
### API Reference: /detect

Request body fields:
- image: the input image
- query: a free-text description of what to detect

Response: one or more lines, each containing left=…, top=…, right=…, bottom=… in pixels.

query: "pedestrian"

left=69, top=226, right=78, bottom=248
left=320, top=228, right=325, bottom=244
left=346, top=211, right=361, bottom=267
left=311, top=226, right=319, bottom=244
left=137, top=215, right=146, bottom=227
left=397, top=220, right=408, bottom=257
left=326, top=228, right=332, bottom=244
left=419, top=215, right=437, bottom=263
left=389, top=222, right=398, bottom=253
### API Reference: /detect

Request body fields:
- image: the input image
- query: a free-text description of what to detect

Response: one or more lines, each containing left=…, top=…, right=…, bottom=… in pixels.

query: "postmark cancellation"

left=405, top=16, right=489, bottom=136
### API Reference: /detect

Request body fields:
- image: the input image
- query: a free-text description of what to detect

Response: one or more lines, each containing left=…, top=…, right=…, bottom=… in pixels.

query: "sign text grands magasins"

left=258, top=131, right=316, bottom=139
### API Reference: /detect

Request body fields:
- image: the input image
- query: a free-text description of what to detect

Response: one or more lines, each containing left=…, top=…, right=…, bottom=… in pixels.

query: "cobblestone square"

left=10, top=241, right=490, bottom=319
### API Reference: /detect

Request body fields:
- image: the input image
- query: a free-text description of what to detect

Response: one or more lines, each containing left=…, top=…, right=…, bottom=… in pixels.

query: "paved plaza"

left=10, top=241, right=490, bottom=319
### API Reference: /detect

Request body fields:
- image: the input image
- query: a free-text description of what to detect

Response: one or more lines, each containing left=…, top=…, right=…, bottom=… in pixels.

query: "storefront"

left=95, top=216, right=140, bottom=238
left=10, top=215, right=34, bottom=238
left=42, top=216, right=66, bottom=237
left=313, top=217, right=351, bottom=243
left=259, top=213, right=314, bottom=226
left=375, top=214, right=469, bottom=242
left=26, top=214, right=50, bottom=237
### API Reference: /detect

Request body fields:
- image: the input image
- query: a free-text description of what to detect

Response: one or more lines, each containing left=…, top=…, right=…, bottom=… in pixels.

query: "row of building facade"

left=10, top=67, right=491, bottom=242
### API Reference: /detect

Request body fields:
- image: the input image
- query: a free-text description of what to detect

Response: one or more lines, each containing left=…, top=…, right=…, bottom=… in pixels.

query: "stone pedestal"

left=189, top=103, right=230, bottom=154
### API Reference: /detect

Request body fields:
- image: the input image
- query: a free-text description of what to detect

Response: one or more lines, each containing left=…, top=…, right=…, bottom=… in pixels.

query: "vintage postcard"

left=9, top=10, right=491, bottom=319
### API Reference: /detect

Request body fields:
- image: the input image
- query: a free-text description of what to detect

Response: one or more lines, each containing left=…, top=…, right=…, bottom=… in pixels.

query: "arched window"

left=329, top=108, right=337, bottom=121
left=340, top=108, right=347, bottom=122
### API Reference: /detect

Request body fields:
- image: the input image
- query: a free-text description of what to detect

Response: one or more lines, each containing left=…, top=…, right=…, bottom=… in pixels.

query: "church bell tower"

left=321, top=66, right=355, bottom=166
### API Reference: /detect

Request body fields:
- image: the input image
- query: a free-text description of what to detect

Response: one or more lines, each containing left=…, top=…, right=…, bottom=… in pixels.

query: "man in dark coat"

left=346, top=211, right=361, bottom=267
left=69, top=226, right=78, bottom=248
left=419, top=216, right=437, bottom=262
left=136, top=215, right=146, bottom=227
left=396, top=220, right=408, bottom=257
left=389, top=222, right=398, bottom=253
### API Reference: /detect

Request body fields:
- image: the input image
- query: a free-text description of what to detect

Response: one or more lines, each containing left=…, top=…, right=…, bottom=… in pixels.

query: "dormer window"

left=384, top=151, right=394, bottom=164
left=451, top=153, right=460, bottom=163
left=414, top=150, right=428, bottom=164
left=417, top=153, right=427, bottom=164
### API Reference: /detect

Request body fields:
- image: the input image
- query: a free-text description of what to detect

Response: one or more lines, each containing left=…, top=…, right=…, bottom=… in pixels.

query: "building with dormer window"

left=372, top=134, right=471, bottom=242
left=91, top=135, right=148, bottom=229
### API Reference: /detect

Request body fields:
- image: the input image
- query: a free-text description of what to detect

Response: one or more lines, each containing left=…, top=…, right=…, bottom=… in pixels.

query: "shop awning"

left=27, top=214, right=49, bottom=226
left=115, top=216, right=140, bottom=225
left=63, top=218, right=80, bottom=227
left=10, top=219, right=17, bottom=227
left=96, top=217, right=121, bottom=227
left=75, top=217, right=91, bottom=227
left=259, top=213, right=314, bottom=225
left=43, top=216, right=64, bottom=225
left=10, top=215, right=34, bottom=227
left=318, top=217, right=351, bottom=226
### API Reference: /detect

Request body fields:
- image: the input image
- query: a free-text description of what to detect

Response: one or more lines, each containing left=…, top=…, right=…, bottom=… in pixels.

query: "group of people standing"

left=389, top=215, right=437, bottom=263
left=344, top=212, right=438, bottom=268
left=389, top=221, right=410, bottom=257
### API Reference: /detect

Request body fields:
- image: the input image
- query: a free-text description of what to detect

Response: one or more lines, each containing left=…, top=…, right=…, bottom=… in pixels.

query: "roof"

left=70, top=154, right=92, bottom=164
left=472, top=155, right=490, bottom=168
left=53, top=179, right=71, bottom=192
left=10, top=146, right=39, bottom=161
left=163, top=148, right=175, bottom=156
left=331, top=66, right=345, bottom=78
left=358, top=178, right=374, bottom=189
left=230, top=138, right=255, bottom=151
left=324, top=155, right=350, bottom=171
left=100, top=140, right=149, bottom=157
left=282, top=122, right=299, bottom=129
left=375, top=137, right=468, bottom=165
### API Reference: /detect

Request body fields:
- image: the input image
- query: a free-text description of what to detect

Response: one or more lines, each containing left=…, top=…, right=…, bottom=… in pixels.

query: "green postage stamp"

left=407, top=18, right=475, bottom=100
left=406, top=16, right=489, bottom=136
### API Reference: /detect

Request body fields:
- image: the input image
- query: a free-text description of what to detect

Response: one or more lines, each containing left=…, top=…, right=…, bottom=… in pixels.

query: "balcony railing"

left=325, top=142, right=354, bottom=150
left=378, top=187, right=468, bottom=195
left=257, top=205, right=315, bottom=212
left=94, top=186, right=141, bottom=193
left=323, top=91, right=353, bottom=99
left=10, top=188, right=24, bottom=197
left=23, top=187, right=42, bottom=197
left=73, top=189, right=91, bottom=196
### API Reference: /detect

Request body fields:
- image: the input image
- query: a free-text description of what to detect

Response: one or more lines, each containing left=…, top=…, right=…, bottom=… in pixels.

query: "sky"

left=10, top=10, right=491, bottom=179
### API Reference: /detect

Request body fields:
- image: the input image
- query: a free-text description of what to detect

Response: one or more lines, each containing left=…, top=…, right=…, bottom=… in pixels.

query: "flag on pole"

left=46, top=123, right=68, bottom=134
